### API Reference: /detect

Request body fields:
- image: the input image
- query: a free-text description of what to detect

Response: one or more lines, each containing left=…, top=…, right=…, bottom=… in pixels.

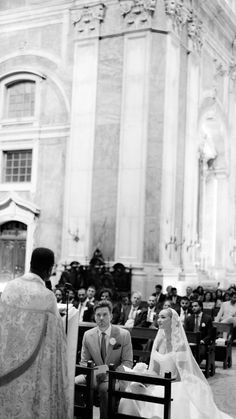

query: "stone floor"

left=93, top=344, right=236, bottom=419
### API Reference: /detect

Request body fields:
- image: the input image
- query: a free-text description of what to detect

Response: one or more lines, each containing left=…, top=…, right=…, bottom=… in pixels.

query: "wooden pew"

left=74, top=360, right=96, bottom=419
left=213, top=322, right=233, bottom=369
left=107, top=364, right=173, bottom=419
left=186, top=329, right=216, bottom=378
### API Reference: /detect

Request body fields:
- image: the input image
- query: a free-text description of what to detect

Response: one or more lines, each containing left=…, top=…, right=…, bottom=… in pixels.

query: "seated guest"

left=203, top=291, right=215, bottom=309
left=152, top=284, right=165, bottom=308
left=215, top=291, right=236, bottom=327
left=99, top=288, right=121, bottom=325
left=54, top=288, right=63, bottom=303
left=75, top=300, right=133, bottom=419
left=196, top=285, right=205, bottom=302
left=185, top=285, right=195, bottom=301
left=119, top=291, right=147, bottom=328
left=214, top=289, right=223, bottom=308
left=165, top=285, right=173, bottom=300
left=77, top=287, right=94, bottom=322
left=143, top=295, right=159, bottom=328
left=192, top=289, right=200, bottom=301
left=68, top=288, right=77, bottom=305
left=223, top=292, right=231, bottom=302
left=179, top=297, right=192, bottom=327
left=185, top=300, right=213, bottom=363
left=86, top=285, right=97, bottom=305
left=170, top=287, right=181, bottom=312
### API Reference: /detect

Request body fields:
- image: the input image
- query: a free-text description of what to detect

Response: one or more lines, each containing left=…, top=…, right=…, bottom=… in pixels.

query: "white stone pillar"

left=182, top=51, right=200, bottom=273
left=62, top=4, right=105, bottom=262
left=159, top=34, right=180, bottom=272
left=115, top=31, right=151, bottom=265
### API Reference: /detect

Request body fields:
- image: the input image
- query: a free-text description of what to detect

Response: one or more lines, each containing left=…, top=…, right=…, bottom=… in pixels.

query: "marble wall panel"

left=35, top=137, right=66, bottom=259
left=90, top=37, right=123, bottom=260
left=0, top=24, right=62, bottom=58
left=143, top=32, right=166, bottom=263
left=174, top=43, right=188, bottom=259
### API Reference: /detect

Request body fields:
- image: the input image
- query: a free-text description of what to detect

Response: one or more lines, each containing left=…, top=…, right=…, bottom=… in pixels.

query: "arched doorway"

left=0, top=221, right=27, bottom=280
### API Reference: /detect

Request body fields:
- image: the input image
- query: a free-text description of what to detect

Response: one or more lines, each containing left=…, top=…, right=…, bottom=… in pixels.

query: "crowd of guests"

left=53, top=279, right=236, bottom=333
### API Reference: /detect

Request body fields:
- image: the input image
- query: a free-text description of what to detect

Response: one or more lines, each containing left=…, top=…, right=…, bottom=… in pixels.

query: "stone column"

left=62, top=4, right=105, bottom=262
left=115, top=0, right=156, bottom=295
left=180, top=10, right=203, bottom=285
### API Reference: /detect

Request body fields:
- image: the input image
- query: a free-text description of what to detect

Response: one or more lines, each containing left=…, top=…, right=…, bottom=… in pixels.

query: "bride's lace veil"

left=149, top=308, right=228, bottom=419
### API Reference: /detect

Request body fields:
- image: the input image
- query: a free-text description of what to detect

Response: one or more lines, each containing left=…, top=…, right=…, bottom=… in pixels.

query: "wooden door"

left=0, top=222, right=26, bottom=281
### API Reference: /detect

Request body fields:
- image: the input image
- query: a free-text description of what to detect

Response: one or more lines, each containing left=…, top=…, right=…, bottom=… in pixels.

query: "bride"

left=118, top=308, right=233, bottom=419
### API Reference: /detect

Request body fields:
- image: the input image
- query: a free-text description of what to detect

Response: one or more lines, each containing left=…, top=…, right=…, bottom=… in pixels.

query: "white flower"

left=109, top=337, right=116, bottom=346
left=201, top=322, right=206, bottom=327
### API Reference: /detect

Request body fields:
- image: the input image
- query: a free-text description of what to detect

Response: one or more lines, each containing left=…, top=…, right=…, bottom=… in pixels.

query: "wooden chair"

left=186, top=330, right=216, bottom=378
left=77, top=322, right=96, bottom=362
left=107, top=364, right=173, bottom=419
left=185, top=331, right=201, bottom=364
left=74, top=360, right=96, bottom=419
left=213, top=322, right=233, bottom=369
left=127, top=327, right=157, bottom=364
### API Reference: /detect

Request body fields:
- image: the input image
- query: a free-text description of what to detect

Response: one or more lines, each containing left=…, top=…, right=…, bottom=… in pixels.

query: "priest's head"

left=30, top=247, right=55, bottom=281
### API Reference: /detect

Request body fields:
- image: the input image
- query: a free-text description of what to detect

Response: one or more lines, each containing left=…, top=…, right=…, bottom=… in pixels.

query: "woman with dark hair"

left=203, top=291, right=215, bottom=309
left=196, top=285, right=204, bottom=302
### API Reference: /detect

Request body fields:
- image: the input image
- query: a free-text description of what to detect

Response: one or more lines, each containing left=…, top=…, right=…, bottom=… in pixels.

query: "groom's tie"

left=101, top=332, right=106, bottom=364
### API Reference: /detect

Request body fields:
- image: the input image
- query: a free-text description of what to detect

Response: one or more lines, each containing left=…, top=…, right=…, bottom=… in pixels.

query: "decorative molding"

left=228, top=58, right=236, bottom=81
left=187, top=9, right=203, bottom=53
left=0, top=193, right=40, bottom=217
left=213, top=58, right=227, bottom=78
left=164, top=0, right=188, bottom=33
left=119, top=0, right=157, bottom=28
left=71, top=3, right=106, bottom=37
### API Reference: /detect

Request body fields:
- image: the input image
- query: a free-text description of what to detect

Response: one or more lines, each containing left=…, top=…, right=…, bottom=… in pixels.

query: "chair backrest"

left=185, top=331, right=201, bottom=363
left=203, top=308, right=214, bottom=318
left=74, top=360, right=96, bottom=419
left=213, top=322, right=233, bottom=341
left=108, top=364, right=173, bottom=419
left=127, top=327, right=157, bottom=364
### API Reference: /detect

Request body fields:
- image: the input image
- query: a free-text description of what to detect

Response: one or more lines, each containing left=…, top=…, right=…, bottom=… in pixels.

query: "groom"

left=75, top=300, right=133, bottom=419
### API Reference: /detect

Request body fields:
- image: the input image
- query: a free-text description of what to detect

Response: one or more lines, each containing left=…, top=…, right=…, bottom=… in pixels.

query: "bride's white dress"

left=118, top=309, right=233, bottom=419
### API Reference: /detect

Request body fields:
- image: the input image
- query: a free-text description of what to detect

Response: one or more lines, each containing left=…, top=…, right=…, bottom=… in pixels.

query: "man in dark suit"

left=185, top=300, right=213, bottom=362
left=118, top=291, right=147, bottom=327
left=152, top=284, right=166, bottom=311
left=76, top=287, right=94, bottom=322
left=143, top=295, right=159, bottom=328
left=179, top=296, right=192, bottom=327
left=75, top=300, right=133, bottom=419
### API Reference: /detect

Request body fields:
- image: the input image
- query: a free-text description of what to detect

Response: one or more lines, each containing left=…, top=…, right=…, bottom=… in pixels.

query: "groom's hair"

left=94, top=299, right=113, bottom=314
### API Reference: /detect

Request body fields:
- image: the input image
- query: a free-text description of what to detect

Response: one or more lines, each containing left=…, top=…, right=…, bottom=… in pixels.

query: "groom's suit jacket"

left=80, top=324, right=133, bottom=372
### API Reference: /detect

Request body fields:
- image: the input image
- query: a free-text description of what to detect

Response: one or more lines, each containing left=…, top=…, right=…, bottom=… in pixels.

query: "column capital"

left=71, top=3, right=106, bottom=38
left=187, top=9, right=203, bottom=54
left=164, top=0, right=188, bottom=34
left=119, top=0, right=157, bottom=29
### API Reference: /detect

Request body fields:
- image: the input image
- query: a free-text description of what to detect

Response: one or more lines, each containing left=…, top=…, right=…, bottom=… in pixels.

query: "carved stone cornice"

left=119, top=0, right=157, bottom=29
left=71, top=3, right=106, bottom=38
left=187, top=9, right=203, bottom=53
left=164, top=0, right=188, bottom=33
